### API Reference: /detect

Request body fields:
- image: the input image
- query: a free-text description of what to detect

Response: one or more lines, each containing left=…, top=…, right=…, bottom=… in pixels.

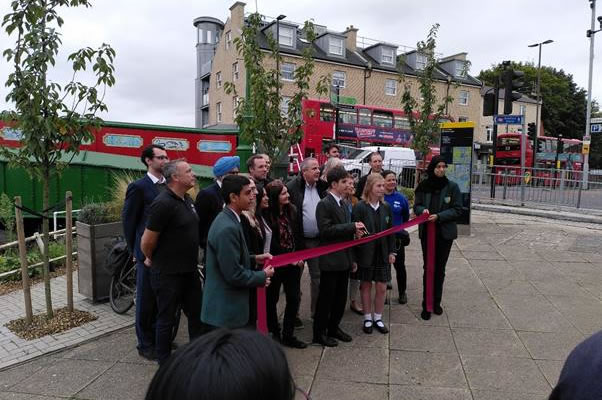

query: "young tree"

left=224, top=13, right=329, bottom=166
left=399, top=24, right=456, bottom=167
left=1, top=0, right=116, bottom=319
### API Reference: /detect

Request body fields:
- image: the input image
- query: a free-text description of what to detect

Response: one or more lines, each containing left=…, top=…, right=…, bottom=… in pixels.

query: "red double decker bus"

left=289, top=98, right=444, bottom=171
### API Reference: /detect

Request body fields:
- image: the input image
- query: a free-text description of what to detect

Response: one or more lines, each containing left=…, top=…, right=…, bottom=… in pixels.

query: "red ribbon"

left=256, top=214, right=434, bottom=333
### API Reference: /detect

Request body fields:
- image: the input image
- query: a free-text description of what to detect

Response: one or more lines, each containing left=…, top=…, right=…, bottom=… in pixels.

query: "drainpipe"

left=363, top=61, right=372, bottom=105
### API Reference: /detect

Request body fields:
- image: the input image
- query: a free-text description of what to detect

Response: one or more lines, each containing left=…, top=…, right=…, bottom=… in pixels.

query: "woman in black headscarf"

left=414, top=156, right=462, bottom=320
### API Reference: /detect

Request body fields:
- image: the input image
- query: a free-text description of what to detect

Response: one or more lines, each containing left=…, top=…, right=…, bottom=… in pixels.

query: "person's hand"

left=263, top=265, right=275, bottom=278
left=265, top=276, right=271, bottom=287
left=143, top=257, right=152, bottom=268
left=427, top=214, right=438, bottom=222
left=354, top=222, right=367, bottom=237
left=255, top=253, right=273, bottom=265
left=422, top=209, right=430, bottom=216
left=352, top=262, right=358, bottom=273
left=296, top=260, right=304, bottom=268
left=388, top=254, right=396, bottom=264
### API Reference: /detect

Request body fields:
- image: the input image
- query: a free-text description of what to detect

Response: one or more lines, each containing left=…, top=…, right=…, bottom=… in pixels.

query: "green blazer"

left=352, top=201, right=395, bottom=267
left=201, top=207, right=266, bottom=329
left=414, top=180, right=463, bottom=241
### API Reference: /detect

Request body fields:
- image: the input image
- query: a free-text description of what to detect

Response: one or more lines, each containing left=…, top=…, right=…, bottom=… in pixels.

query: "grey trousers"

left=303, top=238, right=321, bottom=317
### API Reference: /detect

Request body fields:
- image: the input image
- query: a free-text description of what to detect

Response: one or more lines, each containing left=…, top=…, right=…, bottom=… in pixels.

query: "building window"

left=373, top=111, right=393, bottom=128
left=329, top=37, right=344, bottom=56
left=385, top=79, right=397, bottom=96
left=455, top=62, right=466, bottom=78
left=519, top=105, right=526, bottom=115
left=216, top=71, right=222, bottom=89
left=416, top=53, right=427, bottom=70
left=279, top=26, right=294, bottom=47
left=207, top=30, right=213, bottom=45
left=197, top=28, right=204, bottom=44
left=320, top=104, right=334, bottom=121
left=486, top=126, right=493, bottom=142
left=281, top=62, right=295, bottom=81
left=359, top=108, right=371, bottom=125
left=332, top=71, right=346, bottom=88
left=381, top=48, right=395, bottom=65
left=394, top=116, right=410, bottom=130
left=458, top=90, right=469, bottom=105
left=216, top=102, right=222, bottom=123
left=458, top=116, right=468, bottom=122
left=232, top=62, right=239, bottom=81
left=225, top=30, right=232, bottom=50
left=280, top=96, right=291, bottom=116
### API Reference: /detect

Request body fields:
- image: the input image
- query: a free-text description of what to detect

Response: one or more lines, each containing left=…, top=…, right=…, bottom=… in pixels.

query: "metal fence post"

left=65, top=191, right=74, bottom=312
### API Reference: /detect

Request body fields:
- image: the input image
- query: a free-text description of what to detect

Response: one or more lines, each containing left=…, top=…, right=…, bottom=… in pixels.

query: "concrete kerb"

left=472, top=203, right=602, bottom=225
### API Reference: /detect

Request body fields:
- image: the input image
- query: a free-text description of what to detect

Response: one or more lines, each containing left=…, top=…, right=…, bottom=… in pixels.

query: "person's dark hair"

left=265, top=179, right=296, bottom=226
left=140, top=144, right=166, bottom=167
left=325, top=143, right=340, bottom=154
left=254, top=186, right=268, bottom=236
left=368, top=151, right=383, bottom=162
left=326, top=165, right=350, bottom=187
left=145, top=329, right=295, bottom=400
left=246, top=154, right=264, bottom=171
left=381, top=169, right=396, bottom=180
left=221, top=175, right=251, bottom=204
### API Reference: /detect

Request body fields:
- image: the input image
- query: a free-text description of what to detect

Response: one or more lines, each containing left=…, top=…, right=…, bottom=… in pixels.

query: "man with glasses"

left=122, top=144, right=169, bottom=361
left=195, top=156, right=240, bottom=255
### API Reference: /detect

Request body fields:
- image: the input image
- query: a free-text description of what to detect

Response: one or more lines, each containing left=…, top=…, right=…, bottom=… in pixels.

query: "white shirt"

left=147, top=172, right=165, bottom=184
left=227, top=206, right=241, bottom=223
left=369, top=201, right=380, bottom=211
left=262, top=217, right=272, bottom=254
left=302, top=183, right=320, bottom=238
left=330, top=192, right=343, bottom=207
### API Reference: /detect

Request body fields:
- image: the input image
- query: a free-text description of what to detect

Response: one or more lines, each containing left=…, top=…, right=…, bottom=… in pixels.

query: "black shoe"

left=350, top=303, right=364, bottom=316
left=312, top=334, right=338, bottom=347
left=282, top=336, right=308, bottom=349
left=363, top=320, right=373, bottom=334
left=329, top=328, right=352, bottom=342
left=270, top=332, right=282, bottom=343
left=294, top=317, right=304, bottom=329
left=374, top=320, right=389, bottom=334
left=137, top=347, right=156, bottom=361
left=398, top=293, right=407, bottom=304
left=420, top=310, right=431, bottom=320
left=434, top=305, right=443, bottom=315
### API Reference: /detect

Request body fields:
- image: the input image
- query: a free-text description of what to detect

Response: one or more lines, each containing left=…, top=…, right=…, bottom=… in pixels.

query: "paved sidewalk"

left=1, top=210, right=602, bottom=399
left=0, top=272, right=133, bottom=369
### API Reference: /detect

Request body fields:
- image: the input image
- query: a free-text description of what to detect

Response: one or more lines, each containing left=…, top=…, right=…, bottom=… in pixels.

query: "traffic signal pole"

left=521, top=116, right=526, bottom=205
left=584, top=0, right=596, bottom=190
left=489, top=79, right=500, bottom=199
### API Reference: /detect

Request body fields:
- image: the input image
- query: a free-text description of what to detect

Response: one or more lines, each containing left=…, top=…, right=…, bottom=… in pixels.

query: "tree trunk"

left=15, top=196, right=33, bottom=324
left=65, top=191, right=73, bottom=312
left=42, top=167, right=53, bottom=319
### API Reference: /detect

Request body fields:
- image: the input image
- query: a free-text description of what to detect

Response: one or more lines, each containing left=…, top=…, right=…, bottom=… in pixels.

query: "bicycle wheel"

left=109, top=263, right=136, bottom=314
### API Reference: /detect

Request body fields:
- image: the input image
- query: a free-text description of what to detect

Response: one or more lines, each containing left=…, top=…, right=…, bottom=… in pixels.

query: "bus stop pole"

left=520, top=115, right=526, bottom=205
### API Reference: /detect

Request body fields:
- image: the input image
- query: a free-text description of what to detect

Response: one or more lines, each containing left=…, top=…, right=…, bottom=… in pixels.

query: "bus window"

left=373, top=110, right=393, bottom=128
left=497, top=137, right=520, bottom=150
left=320, top=104, right=334, bottom=121
left=358, top=108, right=371, bottom=125
left=338, top=109, right=356, bottom=124
left=394, top=116, right=410, bottom=130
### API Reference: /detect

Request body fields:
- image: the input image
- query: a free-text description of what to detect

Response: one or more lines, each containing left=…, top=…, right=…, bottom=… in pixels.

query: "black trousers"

left=420, top=234, right=453, bottom=310
left=313, top=269, right=349, bottom=337
left=267, top=265, right=302, bottom=339
left=150, top=269, right=203, bottom=365
left=393, top=238, right=407, bottom=296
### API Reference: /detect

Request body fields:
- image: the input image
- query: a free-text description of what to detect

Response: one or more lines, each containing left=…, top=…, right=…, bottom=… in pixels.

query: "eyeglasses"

left=154, top=155, right=169, bottom=160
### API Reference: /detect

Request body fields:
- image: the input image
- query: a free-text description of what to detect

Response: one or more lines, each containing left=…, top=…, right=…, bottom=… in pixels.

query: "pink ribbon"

left=256, top=214, right=434, bottom=333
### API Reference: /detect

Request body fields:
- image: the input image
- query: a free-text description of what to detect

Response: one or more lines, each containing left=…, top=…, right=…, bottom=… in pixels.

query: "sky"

left=0, top=0, right=600, bottom=128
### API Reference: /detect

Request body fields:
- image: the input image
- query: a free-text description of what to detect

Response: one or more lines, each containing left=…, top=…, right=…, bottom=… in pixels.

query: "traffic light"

left=483, top=92, right=495, bottom=116
left=537, top=140, right=545, bottom=153
left=503, top=68, right=524, bottom=114
left=527, top=123, right=536, bottom=141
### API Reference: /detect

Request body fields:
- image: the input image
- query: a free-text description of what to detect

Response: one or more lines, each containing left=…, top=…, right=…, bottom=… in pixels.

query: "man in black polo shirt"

left=141, top=159, right=202, bottom=365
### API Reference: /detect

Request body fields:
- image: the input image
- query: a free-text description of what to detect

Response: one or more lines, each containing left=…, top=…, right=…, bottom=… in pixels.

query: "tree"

left=478, top=62, right=587, bottom=140
left=224, top=13, right=329, bottom=166
left=400, top=24, right=456, bottom=160
left=1, top=0, right=116, bottom=319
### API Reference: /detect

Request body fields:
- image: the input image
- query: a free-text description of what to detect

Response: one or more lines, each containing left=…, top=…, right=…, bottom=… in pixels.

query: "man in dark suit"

left=122, top=144, right=168, bottom=360
left=201, top=175, right=274, bottom=329
left=313, top=166, right=366, bottom=347
left=195, top=156, right=240, bottom=252
left=356, top=151, right=383, bottom=198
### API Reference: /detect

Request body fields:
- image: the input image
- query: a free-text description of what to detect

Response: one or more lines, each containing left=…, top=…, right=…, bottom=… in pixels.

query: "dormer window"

left=381, top=47, right=395, bottom=65
left=279, top=26, right=294, bottom=47
left=455, top=62, right=467, bottom=77
left=416, top=53, right=427, bottom=70
left=329, top=37, right=344, bottom=56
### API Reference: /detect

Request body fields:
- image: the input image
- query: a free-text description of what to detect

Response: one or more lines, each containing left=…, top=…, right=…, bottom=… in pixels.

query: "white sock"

left=364, top=314, right=373, bottom=323
left=374, top=313, right=382, bottom=322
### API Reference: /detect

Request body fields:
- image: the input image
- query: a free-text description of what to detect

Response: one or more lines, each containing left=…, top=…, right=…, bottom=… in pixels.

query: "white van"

left=341, top=146, right=416, bottom=183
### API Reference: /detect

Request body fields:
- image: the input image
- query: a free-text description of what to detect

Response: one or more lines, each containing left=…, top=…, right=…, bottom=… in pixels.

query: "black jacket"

left=352, top=201, right=395, bottom=268
left=286, top=175, right=328, bottom=248
left=195, top=182, right=223, bottom=249
left=267, top=207, right=301, bottom=256
left=414, top=179, right=462, bottom=241
left=316, top=193, right=356, bottom=271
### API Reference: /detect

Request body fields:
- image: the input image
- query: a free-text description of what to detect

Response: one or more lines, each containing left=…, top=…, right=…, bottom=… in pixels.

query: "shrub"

left=400, top=187, right=415, bottom=206
left=77, top=202, right=119, bottom=225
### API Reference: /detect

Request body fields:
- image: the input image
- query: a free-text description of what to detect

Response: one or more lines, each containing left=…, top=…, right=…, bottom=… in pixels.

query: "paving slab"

left=389, top=350, right=466, bottom=388
left=389, top=324, right=456, bottom=353
left=493, top=294, right=574, bottom=333
left=535, top=359, right=563, bottom=388
left=316, top=346, right=388, bottom=384
left=75, top=362, right=157, bottom=400
left=309, top=379, right=388, bottom=400
left=389, top=385, right=472, bottom=399
left=517, top=330, right=584, bottom=361
left=471, top=390, right=548, bottom=400
left=452, top=327, right=529, bottom=358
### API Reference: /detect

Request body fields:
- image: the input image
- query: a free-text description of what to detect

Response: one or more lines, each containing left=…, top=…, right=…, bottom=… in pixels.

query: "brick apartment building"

left=194, top=1, right=539, bottom=155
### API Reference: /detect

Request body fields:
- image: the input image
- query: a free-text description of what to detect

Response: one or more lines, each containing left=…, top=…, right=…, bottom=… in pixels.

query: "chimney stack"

left=343, top=25, right=358, bottom=52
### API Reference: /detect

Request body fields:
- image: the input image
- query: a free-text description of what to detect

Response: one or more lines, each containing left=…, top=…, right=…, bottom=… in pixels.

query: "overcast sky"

left=0, top=0, right=600, bottom=128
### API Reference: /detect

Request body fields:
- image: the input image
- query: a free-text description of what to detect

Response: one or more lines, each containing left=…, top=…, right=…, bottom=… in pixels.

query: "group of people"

left=122, top=142, right=463, bottom=365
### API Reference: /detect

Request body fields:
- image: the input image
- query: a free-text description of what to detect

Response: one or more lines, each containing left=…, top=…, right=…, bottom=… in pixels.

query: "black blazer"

left=316, top=193, right=356, bottom=272
left=286, top=175, right=328, bottom=248
left=122, top=175, right=160, bottom=261
left=352, top=201, right=395, bottom=268
left=195, top=182, right=223, bottom=249
left=414, top=180, right=462, bottom=241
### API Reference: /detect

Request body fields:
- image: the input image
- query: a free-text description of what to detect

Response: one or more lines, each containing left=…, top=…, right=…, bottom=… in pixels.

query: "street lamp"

left=275, top=14, right=286, bottom=86
left=528, top=39, right=553, bottom=170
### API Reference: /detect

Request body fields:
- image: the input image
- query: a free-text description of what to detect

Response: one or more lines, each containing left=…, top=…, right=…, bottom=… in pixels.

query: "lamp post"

left=527, top=39, right=553, bottom=170
left=275, top=14, right=286, bottom=98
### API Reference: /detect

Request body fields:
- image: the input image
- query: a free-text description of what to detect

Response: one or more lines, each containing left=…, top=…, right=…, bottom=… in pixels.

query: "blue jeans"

left=135, top=262, right=157, bottom=352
